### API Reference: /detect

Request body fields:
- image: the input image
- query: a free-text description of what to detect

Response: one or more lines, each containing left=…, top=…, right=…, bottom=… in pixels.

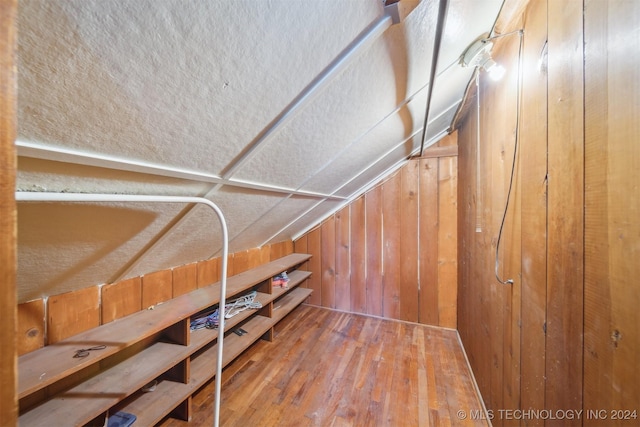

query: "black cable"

left=494, top=29, right=524, bottom=285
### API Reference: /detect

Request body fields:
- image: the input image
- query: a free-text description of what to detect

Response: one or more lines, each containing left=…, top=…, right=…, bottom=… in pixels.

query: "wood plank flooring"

left=159, top=305, right=488, bottom=426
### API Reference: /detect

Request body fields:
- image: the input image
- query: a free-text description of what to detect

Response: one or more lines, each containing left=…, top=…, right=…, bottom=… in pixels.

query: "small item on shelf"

left=106, top=411, right=137, bottom=427
left=189, top=291, right=262, bottom=331
left=142, top=379, right=158, bottom=392
left=272, top=271, right=290, bottom=288
left=73, top=345, right=106, bottom=358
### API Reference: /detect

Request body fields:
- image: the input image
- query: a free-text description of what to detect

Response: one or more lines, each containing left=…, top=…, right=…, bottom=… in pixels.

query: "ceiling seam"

left=216, top=14, right=394, bottom=184
left=16, top=139, right=344, bottom=200
left=283, top=125, right=450, bottom=244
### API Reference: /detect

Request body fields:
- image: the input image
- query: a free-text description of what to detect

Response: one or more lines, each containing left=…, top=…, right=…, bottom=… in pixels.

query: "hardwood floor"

left=159, top=305, right=488, bottom=426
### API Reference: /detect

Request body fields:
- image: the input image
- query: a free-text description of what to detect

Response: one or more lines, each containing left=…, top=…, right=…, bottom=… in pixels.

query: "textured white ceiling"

left=15, top=0, right=503, bottom=302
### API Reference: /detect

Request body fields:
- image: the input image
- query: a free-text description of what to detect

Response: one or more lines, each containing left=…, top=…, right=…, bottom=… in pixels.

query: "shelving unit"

left=18, top=253, right=312, bottom=426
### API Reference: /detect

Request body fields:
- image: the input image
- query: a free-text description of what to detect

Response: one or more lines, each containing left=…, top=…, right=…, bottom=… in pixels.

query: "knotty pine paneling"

left=172, top=262, right=197, bottom=297
left=293, top=234, right=309, bottom=284
left=1, top=0, right=17, bottom=424
left=196, top=257, right=219, bottom=288
left=349, top=196, right=367, bottom=314
left=453, top=0, right=640, bottom=425
left=518, top=0, right=547, bottom=420
left=456, top=1, right=548, bottom=423
left=306, top=228, right=322, bottom=306
left=295, top=135, right=458, bottom=327
left=17, top=242, right=296, bottom=355
left=17, top=299, right=44, bottom=356
left=101, top=276, right=142, bottom=323
left=400, top=160, right=419, bottom=323
left=334, top=206, right=351, bottom=311
left=269, top=240, right=293, bottom=261
left=584, top=0, right=640, bottom=421
left=141, top=269, right=173, bottom=309
left=257, top=245, right=271, bottom=267
left=547, top=0, right=584, bottom=418
left=419, top=158, right=439, bottom=325
left=365, top=186, right=383, bottom=317
left=381, top=171, right=402, bottom=320
left=437, top=154, right=458, bottom=329
left=47, top=286, right=100, bottom=344
left=321, top=217, right=336, bottom=308
left=233, top=249, right=250, bottom=274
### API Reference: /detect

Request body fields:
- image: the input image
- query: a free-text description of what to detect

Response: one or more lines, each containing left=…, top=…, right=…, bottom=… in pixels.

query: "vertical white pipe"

left=15, top=192, right=228, bottom=427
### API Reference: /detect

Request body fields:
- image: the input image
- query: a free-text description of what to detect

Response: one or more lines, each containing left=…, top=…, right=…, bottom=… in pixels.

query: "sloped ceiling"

left=15, top=0, right=503, bottom=302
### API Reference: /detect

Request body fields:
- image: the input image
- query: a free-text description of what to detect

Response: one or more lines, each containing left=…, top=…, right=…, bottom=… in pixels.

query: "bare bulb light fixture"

left=462, top=38, right=505, bottom=81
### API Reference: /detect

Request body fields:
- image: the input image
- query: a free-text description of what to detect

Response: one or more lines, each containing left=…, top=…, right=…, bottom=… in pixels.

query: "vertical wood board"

left=321, top=218, right=336, bottom=308
left=0, top=0, right=17, bottom=424
left=519, top=0, right=548, bottom=420
left=365, top=186, right=383, bottom=317
left=400, top=161, right=419, bottom=322
left=142, top=269, right=173, bottom=309
left=17, top=299, right=45, bottom=356
left=334, top=206, right=351, bottom=311
left=196, top=258, right=218, bottom=288
left=584, top=0, right=640, bottom=419
left=546, top=0, right=584, bottom=417
left=246, top=247, right=263, bottom=270
left=306, top=227, right=322, bottom=306
left=233, top=250, right=250, bottom=275
left=381, top=172, right=401, bottom=319
left=349, top=196, right=367, bottom=314
left=437, top=156, right=458, bottom=329
left=419, top=157, right=439, bottom=326
left=47, top=286, right=100, bottom=344
left=101, top=277, right=142, bottom=324
left=172, top=263, right=197, bottom=297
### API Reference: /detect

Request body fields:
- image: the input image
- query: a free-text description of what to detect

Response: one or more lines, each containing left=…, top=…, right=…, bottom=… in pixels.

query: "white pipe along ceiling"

left=15, top=0, right=504, bottom=302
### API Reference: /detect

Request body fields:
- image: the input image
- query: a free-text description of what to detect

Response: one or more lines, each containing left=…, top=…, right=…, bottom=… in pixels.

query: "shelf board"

left=19, top=340, right=188, bottom=426
left=18, top=253, right=311, bottom=398
left=271, top=270, right=311, bottom=299
left=272, top=288, right=313, bottom=323
left=18, top=300, right=290, bottom=426
left=114, top=314, right=274, bottom=425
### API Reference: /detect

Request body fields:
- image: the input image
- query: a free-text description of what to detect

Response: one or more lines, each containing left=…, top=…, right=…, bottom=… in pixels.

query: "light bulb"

left=488, top=64, right=506, bottom=81
left=483, top=59, right=505, bottom=81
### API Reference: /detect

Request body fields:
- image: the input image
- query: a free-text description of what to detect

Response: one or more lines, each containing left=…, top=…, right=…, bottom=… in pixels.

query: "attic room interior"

left=1, top=0, right=639, bottom=426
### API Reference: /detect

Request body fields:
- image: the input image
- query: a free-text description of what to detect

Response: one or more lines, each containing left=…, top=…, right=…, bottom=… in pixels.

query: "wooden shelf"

left=19, top=340, right=188, bottom=426
left=111, top=289, right=312, bottom=425
left=272, top=287, right=313, bottom=323
left=18, top=253, right=313, bottom=426
left=113, top=314, right=273, bottom=426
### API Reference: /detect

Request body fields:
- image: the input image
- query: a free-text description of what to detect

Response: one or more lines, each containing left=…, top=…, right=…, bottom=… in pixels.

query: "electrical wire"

left=494, top=29, right=524, bottom=286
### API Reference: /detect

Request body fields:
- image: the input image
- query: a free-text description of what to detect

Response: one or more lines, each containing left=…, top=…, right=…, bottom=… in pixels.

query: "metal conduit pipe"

left=219, top=13, right=395, bottom=181
left=418, top=0, right=449, bottom=156
left=15, top=192, right=229, bottom=427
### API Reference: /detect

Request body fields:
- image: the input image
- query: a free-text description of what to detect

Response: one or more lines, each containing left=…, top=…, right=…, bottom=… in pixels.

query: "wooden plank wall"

left=0, top=0, right=17, bottom=424
left=583, top=0, right=640, bottom=423
left=546, top=0, right=584, bottom=417
left=294, top=134, right=458, bottom=327
left=458, top=0, right=640, bottom=425
left=15, top=241, right=294, bottom=354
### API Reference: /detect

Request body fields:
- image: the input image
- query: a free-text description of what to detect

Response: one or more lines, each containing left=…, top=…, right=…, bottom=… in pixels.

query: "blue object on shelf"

left=107, top=411, right=137, bottom=427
